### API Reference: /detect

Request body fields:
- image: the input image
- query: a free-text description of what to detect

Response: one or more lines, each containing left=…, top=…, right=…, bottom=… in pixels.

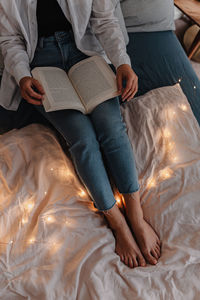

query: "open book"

left=31, top=56, right=120, bottom=113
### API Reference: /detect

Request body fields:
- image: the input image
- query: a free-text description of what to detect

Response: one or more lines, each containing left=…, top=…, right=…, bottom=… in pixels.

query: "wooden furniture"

left=174, top=0, right=200, bottom=59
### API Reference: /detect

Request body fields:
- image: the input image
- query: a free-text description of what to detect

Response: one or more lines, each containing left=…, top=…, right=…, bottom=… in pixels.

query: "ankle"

left=103, top=204, right=126, bottom=231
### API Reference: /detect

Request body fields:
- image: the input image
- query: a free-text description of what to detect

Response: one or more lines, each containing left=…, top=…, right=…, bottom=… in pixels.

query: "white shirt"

left=120, top=0, right=175, bottom=33
left=0, top=0, right=130, bottom=110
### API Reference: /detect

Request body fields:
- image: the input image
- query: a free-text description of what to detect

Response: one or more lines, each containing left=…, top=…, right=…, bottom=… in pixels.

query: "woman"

left=120, top=0, right=200, bottom=126
left=0, top=0, right=161, bottom=268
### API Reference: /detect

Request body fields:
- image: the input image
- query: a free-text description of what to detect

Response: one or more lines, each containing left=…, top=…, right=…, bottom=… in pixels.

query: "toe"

left=144, top=249, right=157, bottom=265
left=137, top=255, right=146, bottom=267
left=120, top=254, right=125, bottom=262
left=151, top=248, right=159, bottom=260
left=132, top=256, right=139, bottom=268
left=157, top=239, right=161, bottom=247
left=128, top=256, right=134, bottom=268
left=124, top=255, right=129, bottom=266
left=155, top=245, right=161, bottom=257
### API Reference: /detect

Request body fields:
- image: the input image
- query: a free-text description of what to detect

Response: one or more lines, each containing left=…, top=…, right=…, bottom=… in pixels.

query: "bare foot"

left=103, top=204, right=146, bottom=268
left=123, top=192, right=161, bottom=265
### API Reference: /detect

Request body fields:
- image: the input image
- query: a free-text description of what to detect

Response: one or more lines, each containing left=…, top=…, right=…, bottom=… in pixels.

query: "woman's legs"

left=127, top=31, right=200, bottom=126
left=90, top=97, right=161, bottom=265
left=35, top=104, right=147, bottom=267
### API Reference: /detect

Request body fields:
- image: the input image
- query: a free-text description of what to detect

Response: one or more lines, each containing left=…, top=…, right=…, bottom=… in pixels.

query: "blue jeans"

left=127, top=31, right=200, bottom=126
left=30, top=31, right=139, bottom=211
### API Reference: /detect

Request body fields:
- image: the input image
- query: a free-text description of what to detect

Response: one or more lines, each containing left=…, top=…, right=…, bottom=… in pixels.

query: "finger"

left=24, top=91, right=43, bottom=105
left=26, top=86, right=43, bottom=100
left=116, top=73, right=123, bottom=93
left=122, top=80, right=133, bottom=100
left=126, top=92, right=135, bottom=102
left=123, top=82, right=136, bottom=101
left=127, top=85, right=138, bottom=101
left=32, top=79, right=45, bottom=95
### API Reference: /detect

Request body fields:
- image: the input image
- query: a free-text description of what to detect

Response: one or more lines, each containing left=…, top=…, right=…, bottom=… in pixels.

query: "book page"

left=31, top=67, right=85, bottom=113
left=68, top=56, right=120, bottom=114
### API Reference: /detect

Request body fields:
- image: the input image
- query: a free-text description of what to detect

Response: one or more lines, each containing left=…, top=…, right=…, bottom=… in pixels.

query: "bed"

left=0, top=67, right=200, bottom=299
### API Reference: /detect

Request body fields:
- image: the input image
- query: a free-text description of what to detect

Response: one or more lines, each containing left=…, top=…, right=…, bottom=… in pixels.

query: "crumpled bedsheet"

left=0, top=83, right=200, bottom=300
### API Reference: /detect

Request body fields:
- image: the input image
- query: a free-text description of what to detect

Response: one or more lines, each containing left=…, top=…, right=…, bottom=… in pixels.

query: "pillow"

left=120, top=84, right=200, bottom=227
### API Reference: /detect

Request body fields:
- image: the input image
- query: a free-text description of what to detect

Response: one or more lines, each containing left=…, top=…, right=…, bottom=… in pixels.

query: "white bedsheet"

left=0, top=84, right=200, bottom=300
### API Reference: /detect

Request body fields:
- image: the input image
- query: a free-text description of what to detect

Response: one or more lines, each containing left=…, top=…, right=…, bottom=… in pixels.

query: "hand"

left=116, top=64, right=138, bottom=102
left=19, top=76, right=45, bottom=105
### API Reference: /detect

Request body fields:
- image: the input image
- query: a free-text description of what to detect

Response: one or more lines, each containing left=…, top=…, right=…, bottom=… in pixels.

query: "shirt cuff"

left=112, top=54, right=131, bottom=69
left=13, top=63, right=32, bottom=85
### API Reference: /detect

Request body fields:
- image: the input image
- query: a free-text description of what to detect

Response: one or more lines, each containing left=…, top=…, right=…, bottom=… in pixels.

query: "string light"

left=179, top=104, right=188, bottom=111
left=22, top=217, right=28, bottom=224
left=159, top=167, right=173, bottom=180
left=24, top=201, right=34, bottom=212
left=78, top=189, right=87, bottom=197
left=167, top=141, right=175, bottom=151
left=171, top=156, right=178, bottom=163
left=44, top=191, right=47, bottom=195
left=194, top=85, right=196, bottom=90
left=147, top=177, right=156, bottom=189
left=178, top=78, right=182, bottom=83
left=28, top=237, right=35, bottom=244
left=115, top=195, right=121, bottom=204
left=65, top=220, right=71, bottom=226
left=50, top=168, right=54, bottom=171
left=163, top=128, right=171, bottom=138
left=44, top=215, right=55, bottom=224
left=168, top=109, right=176, bottom=119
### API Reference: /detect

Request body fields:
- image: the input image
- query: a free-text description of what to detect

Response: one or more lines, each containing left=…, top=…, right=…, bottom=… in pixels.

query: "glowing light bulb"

left=50, top=168, right=54, bottom=171
left=167, top=108, right=176, bottom=120
left=65, top=220, right=71, bottom=226
left=172, top=156, right=178, bottom=163
left=22, top=217, right=28, bottom=224
left=178, top=78, right=182, bottom=83
left=115, top=195, right=121, bottom=204
left=45, top=215, right=55, bottom=223
left=167, top=141, right=174, bottom=151
left=24, top=201, right=34, bottom=212
left=194, top=85, right=196, bottom=90
left=147, top=178, right=156, bottom=189
left=9, top=240, right=13, bottom=244
left=44, top=191, right=47, bottom=195
left=78, top=189, right=87, bottom=197
left=163, top=128, right=171, bottom=138
left=179, top=104, right=188, bottom=111
left=159, top=167, right=173, bottom=180
left=28, top=237, right=35, bottom=244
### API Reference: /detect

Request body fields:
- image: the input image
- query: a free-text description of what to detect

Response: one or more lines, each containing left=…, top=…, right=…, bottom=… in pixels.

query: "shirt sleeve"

left=90, top=0, right=131, bottom=69
left=0, top=7, right=31, bottom=85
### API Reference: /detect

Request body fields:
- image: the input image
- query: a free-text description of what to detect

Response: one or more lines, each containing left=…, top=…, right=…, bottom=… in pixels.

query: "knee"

left=97, top=118, right=127, bottom=147
left=69, top=135, right=99, bottom=156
